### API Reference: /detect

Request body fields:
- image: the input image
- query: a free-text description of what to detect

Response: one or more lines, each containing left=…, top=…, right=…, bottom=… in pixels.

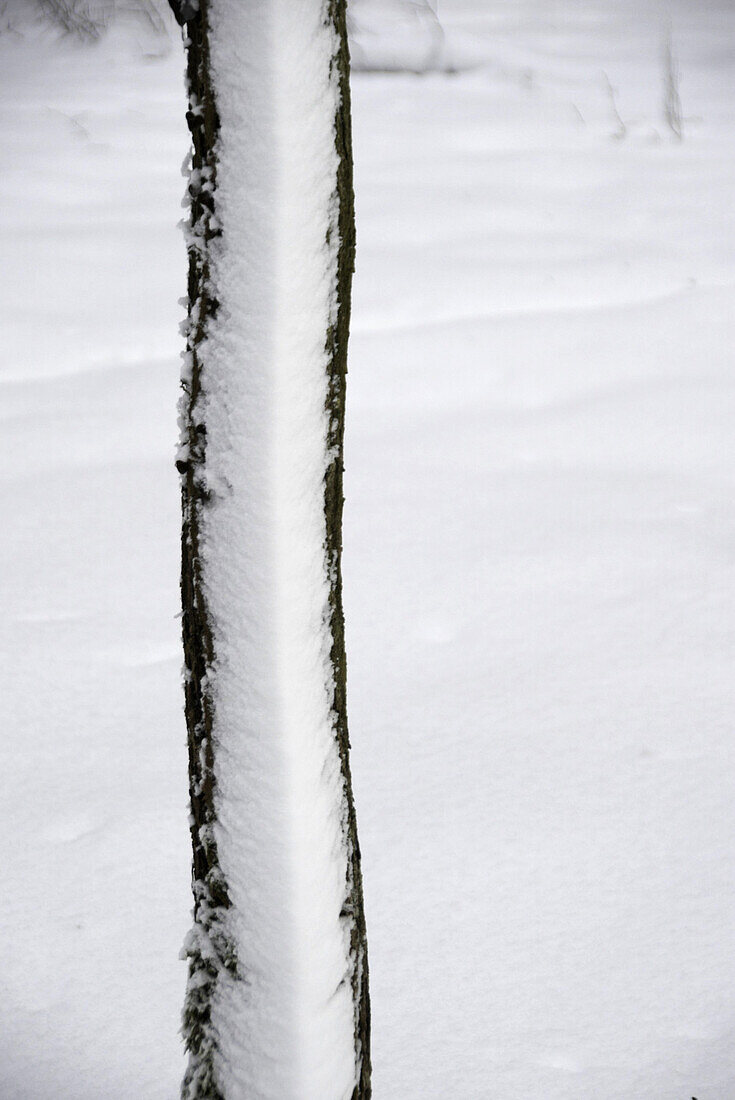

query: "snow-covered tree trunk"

left=174, top=1, right=370, bottom=1097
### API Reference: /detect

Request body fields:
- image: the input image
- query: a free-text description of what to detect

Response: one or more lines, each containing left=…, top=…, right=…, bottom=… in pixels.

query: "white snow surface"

left=348, top=0, right=443, bottom=72
left=2, top=1, right=735, bottom=1097
left=187, top=3, right=356, bottom=1098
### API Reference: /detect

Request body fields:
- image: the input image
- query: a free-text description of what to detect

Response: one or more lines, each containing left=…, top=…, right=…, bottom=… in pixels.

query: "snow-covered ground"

left=2, top=1, right=735, bottom=1096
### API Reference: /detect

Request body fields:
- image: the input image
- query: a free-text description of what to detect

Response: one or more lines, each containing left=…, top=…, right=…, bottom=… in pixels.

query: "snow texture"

left=2, top=0, right=735, bottom=1097
left=182, top=3, right=357, bottom=1098
left=348, top=0, right=443, bottom=73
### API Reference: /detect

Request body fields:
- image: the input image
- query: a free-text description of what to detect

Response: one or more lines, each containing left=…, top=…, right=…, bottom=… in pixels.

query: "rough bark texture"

left=177, top=4, right=233, bottom=1098
left=324, top=3, right=372, bottom=1095
left=176, top=2, right=371, bottom=1096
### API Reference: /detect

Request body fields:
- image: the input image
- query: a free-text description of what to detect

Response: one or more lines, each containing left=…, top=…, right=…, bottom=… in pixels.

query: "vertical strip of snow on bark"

left=190, top=1, right=357, bottom=1097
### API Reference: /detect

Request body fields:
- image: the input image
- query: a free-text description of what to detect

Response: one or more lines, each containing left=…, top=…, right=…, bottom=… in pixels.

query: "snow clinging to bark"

left=181, top=2, right=359, bottom=1098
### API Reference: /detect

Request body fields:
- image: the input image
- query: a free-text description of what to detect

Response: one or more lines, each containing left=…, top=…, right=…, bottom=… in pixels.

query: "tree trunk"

left=175, top=2, right=370, bottom=1096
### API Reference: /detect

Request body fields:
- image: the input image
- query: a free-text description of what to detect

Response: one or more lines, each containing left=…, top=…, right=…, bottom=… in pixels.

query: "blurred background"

left=2, top=2, right=735, bottom=1097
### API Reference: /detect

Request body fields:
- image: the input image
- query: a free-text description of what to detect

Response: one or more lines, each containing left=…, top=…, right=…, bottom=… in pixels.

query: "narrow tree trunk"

left=175, top=2, right=370, bottom=1097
